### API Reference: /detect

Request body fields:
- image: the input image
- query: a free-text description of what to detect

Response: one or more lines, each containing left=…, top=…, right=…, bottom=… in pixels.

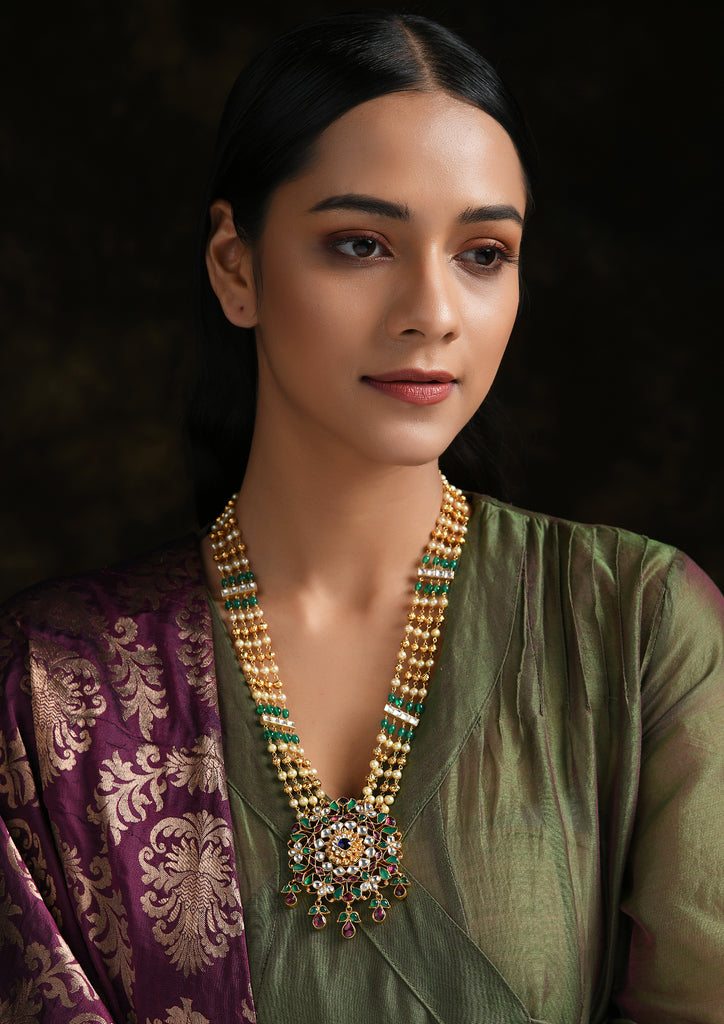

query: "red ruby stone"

left=342, top=892, right=355, bottom=902
left=342, top=922, right=356, bottom=938
left=312, top=913, right=325, bottom=929
left=393, top=884, right=406, bottom=898
left=284, top=893, right=297, bottom=906
left=372, top=907, right=386, bottom=922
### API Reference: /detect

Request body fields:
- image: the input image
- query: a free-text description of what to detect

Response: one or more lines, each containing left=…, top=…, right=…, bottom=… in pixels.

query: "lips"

left=362, top=369, right=456, bottom=405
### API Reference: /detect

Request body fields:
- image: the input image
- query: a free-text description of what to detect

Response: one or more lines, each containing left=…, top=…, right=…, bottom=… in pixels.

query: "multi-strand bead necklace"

left=210, top=472, right=470, bottom=937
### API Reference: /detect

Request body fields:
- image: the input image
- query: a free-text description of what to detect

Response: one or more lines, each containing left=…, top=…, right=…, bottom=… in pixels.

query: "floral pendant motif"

left=281, top=797, right=409, bottom=937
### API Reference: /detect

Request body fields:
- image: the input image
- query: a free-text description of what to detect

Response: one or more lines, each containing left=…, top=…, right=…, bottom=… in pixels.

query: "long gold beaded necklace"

left=210, top=472, right=470, bottom=938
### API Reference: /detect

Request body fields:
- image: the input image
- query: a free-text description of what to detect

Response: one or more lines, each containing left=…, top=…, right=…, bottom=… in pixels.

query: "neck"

left=236, top=443, right=444, bottom=609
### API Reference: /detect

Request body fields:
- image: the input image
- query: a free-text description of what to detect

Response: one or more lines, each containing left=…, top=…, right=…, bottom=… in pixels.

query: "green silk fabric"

left=212, top=495, right=724, bottom=1024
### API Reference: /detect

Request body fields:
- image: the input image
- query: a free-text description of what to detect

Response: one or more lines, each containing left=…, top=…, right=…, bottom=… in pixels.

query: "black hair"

left=188, top=10, right=536, bottom=524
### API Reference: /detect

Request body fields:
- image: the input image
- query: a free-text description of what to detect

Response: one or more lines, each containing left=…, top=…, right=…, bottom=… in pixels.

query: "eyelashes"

left=328, top=233, right=519, bottom=274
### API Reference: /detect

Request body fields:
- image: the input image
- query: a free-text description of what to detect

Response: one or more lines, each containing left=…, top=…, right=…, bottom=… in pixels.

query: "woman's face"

left=237, top=89, right=526, bottom=470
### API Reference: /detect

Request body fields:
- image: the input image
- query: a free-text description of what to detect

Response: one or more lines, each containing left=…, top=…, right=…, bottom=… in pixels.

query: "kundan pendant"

left=282, top=797, right=409, bottom=937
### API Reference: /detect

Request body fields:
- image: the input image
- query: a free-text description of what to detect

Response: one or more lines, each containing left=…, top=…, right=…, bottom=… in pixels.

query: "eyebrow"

left=308, top=193, right=523, bottom=227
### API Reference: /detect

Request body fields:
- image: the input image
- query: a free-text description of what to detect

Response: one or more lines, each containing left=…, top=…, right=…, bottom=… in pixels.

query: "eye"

left=331, top=235, right=389, bottom=259
left=457, top=243, right=518, bottom=273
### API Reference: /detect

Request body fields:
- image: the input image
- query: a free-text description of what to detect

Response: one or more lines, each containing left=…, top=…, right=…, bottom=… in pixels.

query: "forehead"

left=281, top=89, right=527, bottom=216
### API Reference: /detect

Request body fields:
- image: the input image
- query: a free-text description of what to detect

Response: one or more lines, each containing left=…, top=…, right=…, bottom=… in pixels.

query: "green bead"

left=416, top=702, right=424, bottom=714
left=422, top=554, right=430, bottom=564
left=241, top=599, right=249, bottom=609
left=414, top=582, right=422, bottom=592
left=255, top=706, right=265, bottom=716
left=433, top=556, right=440, bottom=566
left=282, top=708, right=290, bottom=719
left=292, top=734, right=300, bottom=744
left=381, top=718, right=389, bottom=730
left=250, top=596, right=258, bottom=606
left=233, top=597, right=241, bottom=609
left=451, top=560, right=458, bottom=569
left=224, top=599, right=232, bottom=611
left=221, top=577, right=228, bottom=588
left=397, top=726, right=406, bottom=738
left=387, top=692, right=395, bottom=703
left=442, top=584, right=449, bottom=594
left=406, top=701, right=414, bottom=712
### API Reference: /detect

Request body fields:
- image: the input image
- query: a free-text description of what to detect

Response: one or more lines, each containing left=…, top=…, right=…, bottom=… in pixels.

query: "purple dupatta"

left=0, top=539, right=256, bottom=1023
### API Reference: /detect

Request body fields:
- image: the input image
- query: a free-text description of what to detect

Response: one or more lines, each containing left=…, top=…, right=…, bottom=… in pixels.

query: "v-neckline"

left=208, top=494, right=525, bottom=844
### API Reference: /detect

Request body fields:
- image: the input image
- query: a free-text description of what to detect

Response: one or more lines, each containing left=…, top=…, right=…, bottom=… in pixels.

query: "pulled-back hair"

left=189, top=11, right=536, bottom=524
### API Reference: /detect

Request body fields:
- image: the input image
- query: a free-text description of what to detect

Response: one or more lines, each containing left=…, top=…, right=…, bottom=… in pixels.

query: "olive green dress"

left=212, top=495, right=724, bottom=1024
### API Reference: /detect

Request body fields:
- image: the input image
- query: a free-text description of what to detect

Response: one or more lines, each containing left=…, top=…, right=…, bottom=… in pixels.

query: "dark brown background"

left=2, top=0, right=722, bottom=600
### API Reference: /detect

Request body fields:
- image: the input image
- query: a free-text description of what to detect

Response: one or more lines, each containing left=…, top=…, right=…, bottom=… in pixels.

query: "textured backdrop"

left=2, top=0, right=722, bottom=598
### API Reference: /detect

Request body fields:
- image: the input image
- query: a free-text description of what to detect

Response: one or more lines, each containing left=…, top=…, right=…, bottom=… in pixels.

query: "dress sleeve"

left=614, top=551, right=724, bottom=1023
left=0, top=612, right=116, bottom=1023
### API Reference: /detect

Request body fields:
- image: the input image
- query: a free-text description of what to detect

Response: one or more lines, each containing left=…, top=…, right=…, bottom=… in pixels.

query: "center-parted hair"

left=189, top=10, right=536, bottom=523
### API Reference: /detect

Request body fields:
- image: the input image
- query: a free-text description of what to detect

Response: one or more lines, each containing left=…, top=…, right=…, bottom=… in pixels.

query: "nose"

left=384, top=254, right=461, bottom=343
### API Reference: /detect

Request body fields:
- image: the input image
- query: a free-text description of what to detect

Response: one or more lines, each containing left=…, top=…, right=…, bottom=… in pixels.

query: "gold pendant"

left=281, top=797, right=409, bottom=937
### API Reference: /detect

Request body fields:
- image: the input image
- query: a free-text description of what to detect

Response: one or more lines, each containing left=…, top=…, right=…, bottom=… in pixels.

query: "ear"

left=205, top=199, right=259, bottom=328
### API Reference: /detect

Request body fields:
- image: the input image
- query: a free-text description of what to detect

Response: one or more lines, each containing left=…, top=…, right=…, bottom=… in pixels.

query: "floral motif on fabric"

left=0, top=938, right=108, bottom=1021
left=139, top=811, right=244, bottom=977
left=166, top=732, right=226, bottom=799
left=29, top=643, right=107, bottom=788
left=8, top=818, right=62, bottom=928
left=88, top=734, right=227, bottom=851
left=0, top=728, right=38, bottom=808
left=175, top=590, right=217, bottom=709
left=88, top=746, right=167, bottom=850
left=56, top=834, right=135, bottom=1005
left=106, top=617, right=167, bottom=740
left=146, top=996, right=211, bottom=1024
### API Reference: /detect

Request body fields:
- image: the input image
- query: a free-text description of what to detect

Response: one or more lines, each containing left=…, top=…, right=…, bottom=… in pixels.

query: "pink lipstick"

left=363, top=369, right=455, bottom=405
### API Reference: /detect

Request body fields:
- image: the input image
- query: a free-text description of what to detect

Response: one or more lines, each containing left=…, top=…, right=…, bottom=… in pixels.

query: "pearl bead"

left=384, top=795, right=394, bottom=805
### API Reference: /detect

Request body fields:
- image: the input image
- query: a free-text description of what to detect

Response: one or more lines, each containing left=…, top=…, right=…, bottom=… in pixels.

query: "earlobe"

left=205, top=199, right=259, bottom=328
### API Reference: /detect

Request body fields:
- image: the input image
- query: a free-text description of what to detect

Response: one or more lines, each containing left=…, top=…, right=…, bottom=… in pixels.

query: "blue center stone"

left=337, top=837, right=352, bottom=850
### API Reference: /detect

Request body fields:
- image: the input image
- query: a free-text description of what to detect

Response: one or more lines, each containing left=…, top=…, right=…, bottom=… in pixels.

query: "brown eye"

left=472, top=246, right=499, bottom=266
left=332, top=236, right=388, bottom=259
left=350, top=238, right=377, bottom=257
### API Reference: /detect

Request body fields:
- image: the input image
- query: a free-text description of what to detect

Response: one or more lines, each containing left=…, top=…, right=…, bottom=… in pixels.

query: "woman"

left=1, top=11, right=722, bottom=1024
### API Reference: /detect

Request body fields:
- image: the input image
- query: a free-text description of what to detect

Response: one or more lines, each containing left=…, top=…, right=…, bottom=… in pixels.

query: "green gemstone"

left=416, top=703, right=424, bottom=714
left=224, top=599, right=232, bottom=611
left=282, top=708, right=290, bottom=719
left=379, top=868, right=390, bottom=880
left=414, top=582, right=422, bottom=592
left=422, top=554, right=430, bottom=564
left=330, top=801, right=339, bottom=812
left=381, top=826, right=396, bottom=834
left=346, top=798, right=357, bottom=811
left=221, top=577, right=228, bottom=588
left=442, top=584, right=450, bottom=594
left=263, top=729, right=271, bottom=739
left=241, top=598, right=249, bottom=609
left=333, top=886, right=344, bottom=900
left=387, top=692, right=395, bottom=702
left=351, top=912, right=361, bottom=922
left=292, top=734, right=300, bottom=744
left=433, top=556, right=440, bottom=566
left=387, top=856, right=399, bottom=865
left=397, top=726, right=406, bottom=738
left=451, top=560, right=458, bottom=569
left=256, top=706, right=265, bottom=716
left=274, top=706, right=281, bottom=716
left=406, top=701, right=414, bottom=713
left=381, top=718, right=389, bottom=730
left=250, top=596, right=258, bottom=606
